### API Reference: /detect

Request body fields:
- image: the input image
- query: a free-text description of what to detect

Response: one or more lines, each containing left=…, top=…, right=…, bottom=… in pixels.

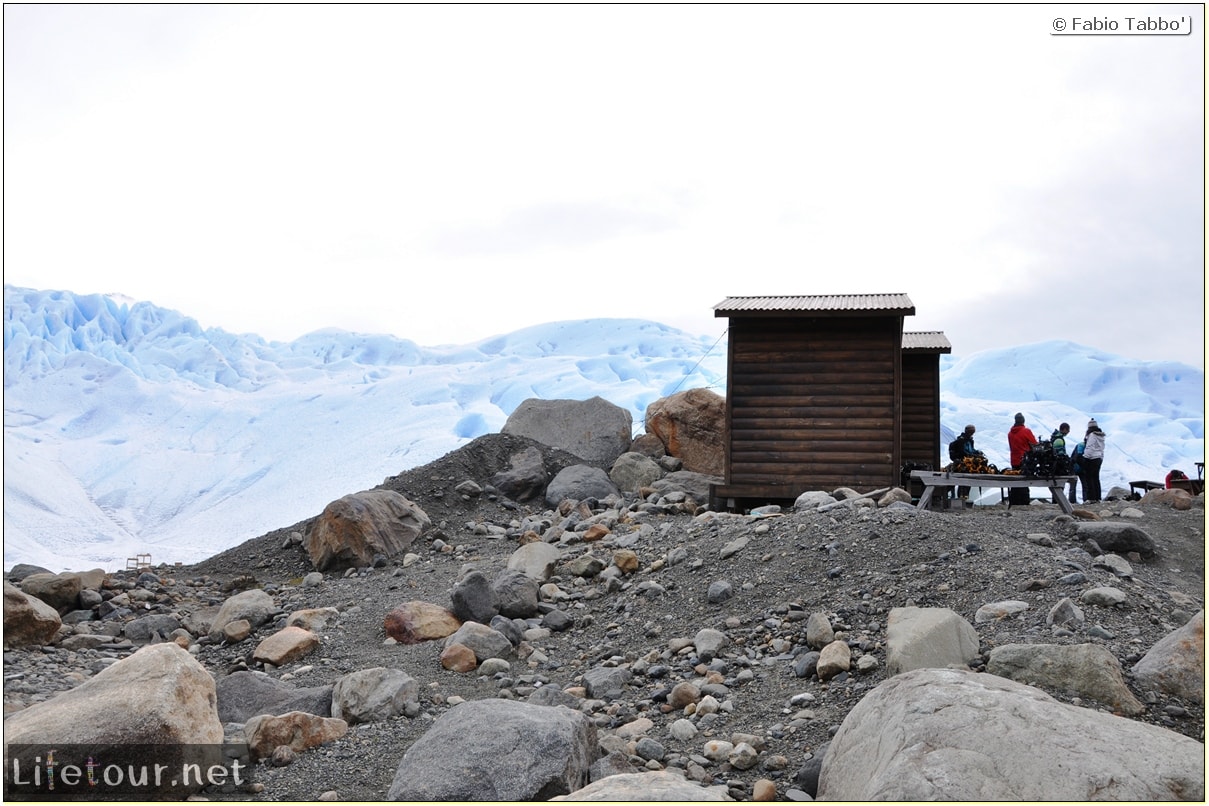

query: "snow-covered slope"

left=4, top=286, right=1203, bottom=572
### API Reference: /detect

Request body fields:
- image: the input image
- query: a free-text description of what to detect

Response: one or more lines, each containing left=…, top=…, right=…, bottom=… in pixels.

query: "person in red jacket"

left=1007, top=413, right=1037, bottom=505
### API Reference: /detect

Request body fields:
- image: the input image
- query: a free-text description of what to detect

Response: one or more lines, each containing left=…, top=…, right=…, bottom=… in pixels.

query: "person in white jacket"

left=1082, top=418, right=1107, bottom=502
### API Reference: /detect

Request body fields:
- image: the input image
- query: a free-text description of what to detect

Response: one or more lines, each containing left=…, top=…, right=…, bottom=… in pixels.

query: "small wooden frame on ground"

left=911, top=470, right=1076, bottom=515
left=126, top=553, right=152, bottom=571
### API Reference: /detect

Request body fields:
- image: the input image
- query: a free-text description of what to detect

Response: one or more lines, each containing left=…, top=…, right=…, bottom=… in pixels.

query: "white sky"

left=4, top=4, right=1205, bottom=366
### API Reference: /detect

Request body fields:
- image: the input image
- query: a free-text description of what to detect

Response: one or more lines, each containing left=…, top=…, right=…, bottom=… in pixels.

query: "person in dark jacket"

left=948, top=424, right=980, bottom=504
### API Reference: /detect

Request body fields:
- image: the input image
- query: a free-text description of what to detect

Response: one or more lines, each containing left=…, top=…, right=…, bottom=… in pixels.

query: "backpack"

left=1021, top=440, right=1071, bottom=477
left=948, top=436, right=966, bottom=463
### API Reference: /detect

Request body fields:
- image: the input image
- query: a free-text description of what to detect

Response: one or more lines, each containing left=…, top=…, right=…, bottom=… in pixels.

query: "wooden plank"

left=912, top=472, right=1075, bottom=514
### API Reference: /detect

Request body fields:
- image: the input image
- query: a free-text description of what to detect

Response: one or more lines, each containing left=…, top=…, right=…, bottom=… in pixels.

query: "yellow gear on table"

left=951, top=456, right=999, bottom=475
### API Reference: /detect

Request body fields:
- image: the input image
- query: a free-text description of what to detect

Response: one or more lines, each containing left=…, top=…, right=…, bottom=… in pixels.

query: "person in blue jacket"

left=1068, top=439, right=1086, bottom=504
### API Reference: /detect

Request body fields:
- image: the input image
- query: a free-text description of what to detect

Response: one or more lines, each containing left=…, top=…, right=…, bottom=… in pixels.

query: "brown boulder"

left=1142, top=488, right=1195, bottom=510
left=440, top=642, right=478, bottom=672
left=644, top=388, right=726, bottom=476
left=252, top=626, right=320, bottom=666
left=384, top=601, right=462, bottom=644
left=18, top=572, right=83, bottom=614
left=4, top=581, right=63, bottom=648
left=305, top=490, right=431, bottom=571
left=244, top=710, right=348, bottom=759
left=4, top=643, right=222, bottom=746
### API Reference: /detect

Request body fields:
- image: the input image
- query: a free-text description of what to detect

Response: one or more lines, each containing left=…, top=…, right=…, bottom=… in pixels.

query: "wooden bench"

left=1129, top=480, right=1165, bottom=498
left=911, top=471, right=1076, bottom=515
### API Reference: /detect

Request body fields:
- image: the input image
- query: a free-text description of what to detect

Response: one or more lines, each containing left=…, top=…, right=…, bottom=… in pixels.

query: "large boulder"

left=545, top=465, right=621, bottom=508
left=216, top=670, right=333, bottom=722
left=987, top=643, right=1144, bottom=715
left=386, top=698, right=597, bottom=800
left=4, top=643, right=222, bottom=746
left=502, top=396, right=632, bottom=469
left=305, top=490, right=431, bottom=571
left=643, top=388, right=726, bottom=476
left=3, top=581, right=63, bottom=648
left=817, top=667, right=1204, bottom=801
left=18, top=572, right=83, bottom=614
left=4, top=645, right=228, bottom=799
left=1131, top=610, right=1205, bottom=705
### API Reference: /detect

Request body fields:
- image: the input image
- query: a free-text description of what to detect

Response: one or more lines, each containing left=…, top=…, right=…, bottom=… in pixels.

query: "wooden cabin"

left=711, top=293, right=916, bottom=510
left=900, top=330, right=952, bottom=495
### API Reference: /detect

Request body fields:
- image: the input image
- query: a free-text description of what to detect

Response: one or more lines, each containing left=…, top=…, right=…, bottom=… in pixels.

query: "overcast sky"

left=5, top=4, right=1204, bottom=367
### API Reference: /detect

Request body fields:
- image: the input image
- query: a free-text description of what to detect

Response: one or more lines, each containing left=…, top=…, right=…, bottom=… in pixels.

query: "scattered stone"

left=383, top=600, right=462, bottom=644
left=244, top=710, right=348, bottom=759
left=885, top=607, right=979, bottom=676
left=332, top=667, right=419, bottom=724
left=974, top=600, right=1029, bottom=623
left=208, top=588, right=279, bottom=640
left=817, top=640, right=851, bottom=682
left=1080, top=587, right=1127, bottom=607
left=707, top=580, right=734, bottom=604
left=252, top=626, right=321, bottom=666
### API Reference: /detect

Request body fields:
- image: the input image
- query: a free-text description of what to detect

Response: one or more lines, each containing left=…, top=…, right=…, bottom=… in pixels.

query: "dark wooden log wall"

left=901, top=352, right=943, bottom=471
left=723, top=315, right=903, bottom=495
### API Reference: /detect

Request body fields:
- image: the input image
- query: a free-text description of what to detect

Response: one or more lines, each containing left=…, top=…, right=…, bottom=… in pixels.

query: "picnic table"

left=911, top=470, right=1076, bottom=515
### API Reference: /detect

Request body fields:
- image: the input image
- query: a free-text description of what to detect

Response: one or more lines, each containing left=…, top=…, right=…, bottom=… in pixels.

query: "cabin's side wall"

left=901, top=352, right=942, bottom=471
left=723, top=315, right=902, bottom=495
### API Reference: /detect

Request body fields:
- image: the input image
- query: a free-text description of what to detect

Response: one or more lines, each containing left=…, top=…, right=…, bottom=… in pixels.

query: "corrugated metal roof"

left=902, top=330, right=952, bottom=353
left=713, top=293, right=915, bottom=316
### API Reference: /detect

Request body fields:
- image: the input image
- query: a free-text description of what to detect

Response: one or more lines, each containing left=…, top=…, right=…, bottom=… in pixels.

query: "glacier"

left=4, top=285, right=1204, bottom=572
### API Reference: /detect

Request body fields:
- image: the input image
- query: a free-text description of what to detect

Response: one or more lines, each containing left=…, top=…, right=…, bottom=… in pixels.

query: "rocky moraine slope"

left=4, top=406, right=1205, bottom=801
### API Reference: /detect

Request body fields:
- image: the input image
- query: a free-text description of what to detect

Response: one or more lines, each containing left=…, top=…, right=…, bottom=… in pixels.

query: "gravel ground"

left=168, top=435, right=1206, bottom=801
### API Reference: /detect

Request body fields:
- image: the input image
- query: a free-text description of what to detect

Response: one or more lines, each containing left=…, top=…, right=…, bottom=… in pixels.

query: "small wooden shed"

left=901, top=330, right=952, bottom=489
left=711, top=293, right=916, bottom=509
